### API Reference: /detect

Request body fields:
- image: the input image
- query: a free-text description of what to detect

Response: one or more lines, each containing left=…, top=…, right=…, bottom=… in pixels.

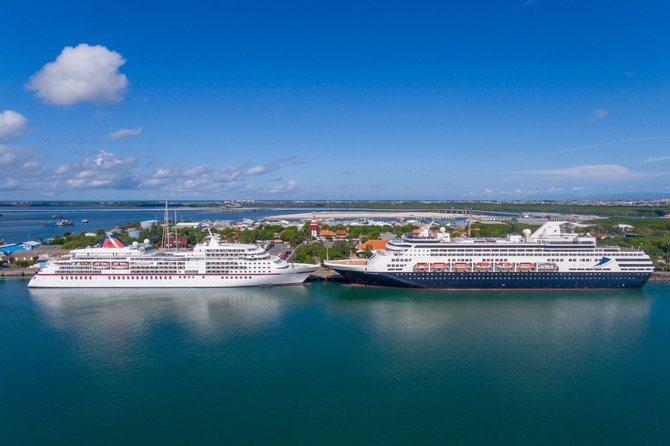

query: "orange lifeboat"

left=475, top=262, right=492, bottom=270
left=111, top=261, right=129, bottom=268
left=93, top=261, right=110, bottom=268
left=496, top=262, right=513, bottom=271
left=431, top=262, right=447, bottom=271
left=517, top=262, right=534, bottom=270
left=453, top=262, right=469, bottom=271
left=413, top=262, right=429, bottom=272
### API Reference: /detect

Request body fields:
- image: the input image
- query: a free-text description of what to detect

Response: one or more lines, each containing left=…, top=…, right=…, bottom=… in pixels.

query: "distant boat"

left=81, top=219, right=89, bottom=223
left=56, top=220, right=74, bottom=227
left=51, top=215, right=62, bottom=219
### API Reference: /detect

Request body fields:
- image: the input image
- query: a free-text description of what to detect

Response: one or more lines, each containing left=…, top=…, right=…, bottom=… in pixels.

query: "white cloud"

left=105, top=127, right=142, bottom=140
left=467, top=186, right=563, bottom=197
left=26, top=44, right=128, bottom=105
left=0, top=110, right=28, bottom=140
left=245, top=164, right=277, bottom=176
left=0, top=148, right=302, bottom=197
left=643, top=155, right=670, bottom=164
left=264, top=180, right=297, bottom=194
left=53, top=150, right=138, bottom=189
left=523, top=164, right=636, bottom=179
left=589, top=109, right=608, bottom=122
left=183, top=165, right=208, bottom=176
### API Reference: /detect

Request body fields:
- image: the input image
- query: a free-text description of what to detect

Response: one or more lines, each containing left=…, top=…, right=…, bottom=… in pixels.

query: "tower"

left=310, top=214, right=318, bottom=239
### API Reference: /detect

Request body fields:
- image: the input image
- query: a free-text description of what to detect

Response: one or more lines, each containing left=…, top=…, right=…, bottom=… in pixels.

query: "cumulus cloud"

left=264, top=180, right=297, bottom=194
left=26, top=44, right=128, bottom=105
left=105, top=127, right=142, bottom=140
left=0, top=110, right=28, bottom=140
left=0, top=145, right=45, bottom=190
left=51, top=150, right=138, bottom=189
left=183, top=165, right=208, bottom=176
left=245, top=164, right=278, bottom=176
left=0, top=148, right=303, bottom=197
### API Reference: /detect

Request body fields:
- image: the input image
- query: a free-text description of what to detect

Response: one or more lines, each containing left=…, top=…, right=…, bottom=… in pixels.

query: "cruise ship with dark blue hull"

left=338, top=270, right=651, bottom=289
left=326, top=221, right=654, bottom=290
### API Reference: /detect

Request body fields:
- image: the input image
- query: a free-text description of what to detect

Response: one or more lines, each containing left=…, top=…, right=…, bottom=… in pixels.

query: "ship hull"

left=334, top=269, right=651, bottom=289
left=27, top=270, right=316, bottom=288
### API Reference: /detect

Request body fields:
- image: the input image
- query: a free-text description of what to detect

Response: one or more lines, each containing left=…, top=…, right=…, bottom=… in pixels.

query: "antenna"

left=174, top=209, right=178, bottom=252
left=161, top=200, right=169, bottom=250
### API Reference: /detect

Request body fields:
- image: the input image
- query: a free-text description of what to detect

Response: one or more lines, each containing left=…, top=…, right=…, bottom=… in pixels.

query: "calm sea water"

left=0, top=206, right=301, bottom=242
left=1, top=279, right=669, bottom=445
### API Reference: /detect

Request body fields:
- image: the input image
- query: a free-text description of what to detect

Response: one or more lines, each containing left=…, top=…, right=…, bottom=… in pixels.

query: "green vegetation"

left=46, top=229, right=125, bottom=249
left=13, top=260, right=35, bottom=267
left=585, top=218, right=670, bottom=270
left=293, top=240, right=353, bottom=264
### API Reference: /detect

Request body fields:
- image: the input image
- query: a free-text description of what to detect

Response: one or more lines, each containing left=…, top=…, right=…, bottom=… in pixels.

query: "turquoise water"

left=2, top=279, right=670, bottom=445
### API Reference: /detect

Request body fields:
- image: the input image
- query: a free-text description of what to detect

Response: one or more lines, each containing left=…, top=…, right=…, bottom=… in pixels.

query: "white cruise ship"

left=28, top=233, right=318, bottom=288
left=325, top=221, right=654, bottom=289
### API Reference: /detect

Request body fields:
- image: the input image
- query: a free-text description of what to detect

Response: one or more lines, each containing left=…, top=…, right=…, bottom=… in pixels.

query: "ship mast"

left=161, top=200, right=169, bottom=250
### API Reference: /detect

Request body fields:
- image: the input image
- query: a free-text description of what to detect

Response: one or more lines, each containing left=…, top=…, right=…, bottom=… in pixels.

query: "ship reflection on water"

left=29, top=286, right=311, bottom=364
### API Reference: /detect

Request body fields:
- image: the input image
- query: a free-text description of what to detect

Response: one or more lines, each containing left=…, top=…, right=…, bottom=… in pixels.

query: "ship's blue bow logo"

left=595, top=257, right=611, bottom=266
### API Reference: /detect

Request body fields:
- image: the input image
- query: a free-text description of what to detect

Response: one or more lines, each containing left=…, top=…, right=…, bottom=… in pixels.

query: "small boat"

left=475, top=262, right=492, bottom=271
left=413, top=262, right=429, bottom=272
left=496, top=262, right=513, bottom=271
left=56, top=219, right=74, bottom=226
left=111, top=262, right=129, bottom=268
left=51, top=214, right=62, bottom=219
left=538, top=263, right=559, bottom=271
left=431, top=262, right=447, bottom=271
left=81, top=219, right=89, bottom=223
left=93, top=262, right=110, bottom=268
left=453, top=262, right=470, bottom=271
left=517, top=263, right=534, bottom=270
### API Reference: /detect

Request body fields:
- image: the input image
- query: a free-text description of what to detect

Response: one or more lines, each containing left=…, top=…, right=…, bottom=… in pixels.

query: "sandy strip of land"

left=265, top=211, right=475, bottom=220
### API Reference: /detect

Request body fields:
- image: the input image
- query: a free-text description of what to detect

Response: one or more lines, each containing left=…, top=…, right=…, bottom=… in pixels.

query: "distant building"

left=140, top=219, right=159, bottom=229
left=335, top=229, right=349, bottom=238
left=356, top=240, right=389, bottom=251
left=319, top=230, right=337, bottom=238
left=164, top=235, right=189, bottom=249
left=0, top=241, right=41, bottom=255
left=127, top=229, right=141, bottom=239
left=175, top=222, right=205, bottom=229
left=379, top=231, right=397, bottom=241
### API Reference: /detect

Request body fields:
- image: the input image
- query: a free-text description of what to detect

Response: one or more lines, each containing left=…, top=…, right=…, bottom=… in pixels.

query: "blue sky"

left=1, top=0, right=670, bottom=200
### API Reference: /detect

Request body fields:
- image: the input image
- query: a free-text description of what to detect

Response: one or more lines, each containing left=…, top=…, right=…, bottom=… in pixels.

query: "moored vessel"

left=325, top=222, right=654, bottom=289
left=28, top=233, right=318, bottom=288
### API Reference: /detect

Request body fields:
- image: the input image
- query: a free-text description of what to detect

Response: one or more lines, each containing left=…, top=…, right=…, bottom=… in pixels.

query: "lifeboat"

left=431, top=262, right=447, bottom=271
left=538, top=263, right=558, bottom=271
left=517, top=262, right=534, bottom=270
left=79, top=261, right=91, bottom=266
left=413, top=262, right=429, bottom=272
left=453, top=262, right=470, bottom=271
left=111, top=261, right=129, bottom=268
left=93, top=262, right=110, bottom=268
left=496, top=262, right=513, bottom=270
left=475, top=262, right=492, bottom=271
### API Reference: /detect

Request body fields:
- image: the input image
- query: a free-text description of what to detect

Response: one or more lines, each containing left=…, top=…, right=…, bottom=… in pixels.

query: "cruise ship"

left=28, top=233, right=318, bottom=288
left=325, top=222, right=654, bottom=289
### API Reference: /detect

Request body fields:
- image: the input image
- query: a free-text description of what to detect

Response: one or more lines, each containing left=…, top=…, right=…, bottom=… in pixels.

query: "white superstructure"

left=325, top=221, right=654, bottom=289
left=28, top=233, right=318, bottom=288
